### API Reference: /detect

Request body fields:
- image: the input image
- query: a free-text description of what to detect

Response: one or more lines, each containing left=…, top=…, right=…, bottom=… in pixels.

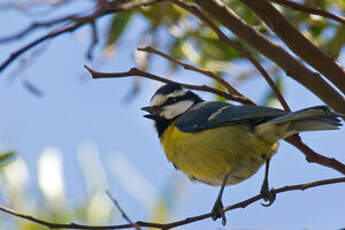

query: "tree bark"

left=194, top=0, right=345, bottom=114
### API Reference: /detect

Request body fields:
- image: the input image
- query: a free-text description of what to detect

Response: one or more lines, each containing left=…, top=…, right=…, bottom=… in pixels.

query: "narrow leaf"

left=106, top=12, right=133, bottom=47
left=0, top=151, right=16, bottom=168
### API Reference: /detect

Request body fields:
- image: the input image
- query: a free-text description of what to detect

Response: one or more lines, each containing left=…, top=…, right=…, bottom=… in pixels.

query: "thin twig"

left=0, top=0, right=72, bottom=13
left=0, top=177, right=344, bottom=229
left=137, top=46, right=244, bottom=97
left=286, top=134, right=345, bottom=174
left=0, top=0, right=163, bottom=73
left=84, top=65, right=254, bottom=105
left=0, top=204, right=124, bottom=230
left=0, top=21, right=84, bottom=73
left=0, top=14, right=78, bottom=43
left=270, top=0, right=345, bottom=25
left=224, top=176, right=345, bottom=211
left=170, top=0, right=291, bottom=111
left=87, top=20, right=99, bottom=60
left=106, top=191, right=141, bottom=230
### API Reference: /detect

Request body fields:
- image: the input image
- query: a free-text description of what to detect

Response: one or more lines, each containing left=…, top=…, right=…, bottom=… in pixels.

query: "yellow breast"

left=161, top=121, right=278, bottom=186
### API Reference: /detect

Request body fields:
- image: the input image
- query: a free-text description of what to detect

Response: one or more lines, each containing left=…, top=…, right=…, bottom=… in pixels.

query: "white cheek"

left=161, top=100, right=194, bottom=119
left=150, top=95, right=166, bottom=107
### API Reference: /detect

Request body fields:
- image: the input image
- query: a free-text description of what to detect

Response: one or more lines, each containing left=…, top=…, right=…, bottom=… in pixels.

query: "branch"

left=0, top=177, right=344, bottom=229
left=84, top=65, right=253, bottom=105
left=137, top=46, right=240, bottom=95
left=240, top=0, right=345, bottom=95
left=0, top=14, right=78, bottom=43
left=0, top=0, right=163, bottom=73
left=0, top=21, right=85, bottom=73
left=225, top=176, right=345, bottom=211
left=87, top=20, right=99, bottom=60
left=137, top=46, right=255, bottom=105
left=193, top=0, right=345, bottom=114
left=286, top=134, right=345, bottom=174
left=0, top=204, right=125, bottom=230
left=169, top=0, right=290, bottom=111
left=106, top=191, right=141, bottom=230
left=270, top=0, right=345, bottom=25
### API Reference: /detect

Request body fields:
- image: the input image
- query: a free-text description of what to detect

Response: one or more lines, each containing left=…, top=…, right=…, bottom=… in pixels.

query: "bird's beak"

left=141, top=106, right=162, bottom=119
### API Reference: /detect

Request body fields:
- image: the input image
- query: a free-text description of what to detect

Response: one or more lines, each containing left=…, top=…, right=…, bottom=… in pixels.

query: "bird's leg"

left=211, top=172, right=230, bottom=226
left=260, top=159, right=276, bottom=207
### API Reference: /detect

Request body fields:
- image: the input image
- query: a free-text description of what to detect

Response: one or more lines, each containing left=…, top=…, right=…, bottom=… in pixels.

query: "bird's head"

left=141, top=83, right=203, bottom=121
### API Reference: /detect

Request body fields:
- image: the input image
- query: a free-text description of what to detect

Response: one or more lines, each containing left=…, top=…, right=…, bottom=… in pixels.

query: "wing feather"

left=176, top=101, right=287, bottom=133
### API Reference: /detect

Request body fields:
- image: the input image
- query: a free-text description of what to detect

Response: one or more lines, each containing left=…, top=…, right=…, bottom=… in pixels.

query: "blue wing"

left=175, top=101, right=287, bottom=133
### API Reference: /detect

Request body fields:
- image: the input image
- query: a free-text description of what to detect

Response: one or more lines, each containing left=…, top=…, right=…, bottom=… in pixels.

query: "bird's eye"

left=166, top=97, right=177, bottom=104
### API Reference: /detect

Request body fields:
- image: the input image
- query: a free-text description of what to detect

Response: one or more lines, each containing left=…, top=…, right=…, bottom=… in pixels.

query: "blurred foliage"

left=0, top=151, right=16, bottom=169
left=1, top=0, right=344, bottom=98
left=0, top=144, right=181, bottom=229
left=2, top=0, right=345, bottom=101
left=106, top=11, right=134, bottom=48
left=101, top=0, right=345, bottom=103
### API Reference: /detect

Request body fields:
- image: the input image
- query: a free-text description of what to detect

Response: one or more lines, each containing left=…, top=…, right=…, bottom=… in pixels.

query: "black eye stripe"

left=161, top=92, right=197, bottom=107
left=162, top=97, right=183, bottom=106
left=166, top=97, right=178, bottom=103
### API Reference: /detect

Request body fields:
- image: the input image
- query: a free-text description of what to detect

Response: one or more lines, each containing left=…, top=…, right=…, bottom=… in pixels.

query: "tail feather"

left=290, top=118, right=340, bottom=132
left=255, top=106, right=343, bottom=142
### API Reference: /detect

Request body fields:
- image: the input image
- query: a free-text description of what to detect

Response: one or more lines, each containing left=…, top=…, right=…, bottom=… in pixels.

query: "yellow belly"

left=161, top=122, right=278, bottom=186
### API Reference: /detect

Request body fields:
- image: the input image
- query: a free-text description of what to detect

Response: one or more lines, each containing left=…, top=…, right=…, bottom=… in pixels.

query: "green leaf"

left=0, top=151, right=16, bottom=169
left=199, top=37, right=239, bottom=65
left=323, top=25, right=345, bottom=58
left=140, top=2, right=180, bottom=28
left=262, top=76, right=284, bottom=108
left=106, top=11, right=133, bottom=47
left=214, top=80, right=227, bottom=102
left=170, top=38, right=185, bottom=60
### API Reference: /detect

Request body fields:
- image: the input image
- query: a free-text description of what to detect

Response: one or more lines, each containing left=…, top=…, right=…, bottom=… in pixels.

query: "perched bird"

left=141, top=82, right=342, bottom=225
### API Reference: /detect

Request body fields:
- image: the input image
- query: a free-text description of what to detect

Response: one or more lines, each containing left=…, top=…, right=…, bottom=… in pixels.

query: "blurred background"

left=0, top=1, right=344, bottom=230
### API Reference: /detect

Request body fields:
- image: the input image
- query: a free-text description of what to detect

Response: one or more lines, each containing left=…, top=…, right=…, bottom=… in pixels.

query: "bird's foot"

left=260, top=180, right=276, bottom=207
left=211, top=198, right=227, bottom=225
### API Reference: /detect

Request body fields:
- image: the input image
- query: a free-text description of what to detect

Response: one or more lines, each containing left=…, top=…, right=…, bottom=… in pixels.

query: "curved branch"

left=193, top=0, right=345, bottom=114
left=0, top=14, right=77, bottom=43
left=170, top=0, right=290, bottom=111
left=87, top=20, right=99, bottom=60
left=137, top=46, right=253, bottom=103
left=240, top=0, right=345, bottom=95
left=0, top=21, right=84, bottom=73
left=0, top=0, right=163, bottom=74
left=106, top=191, right=141, bottom=230
left=84, top=65, right=253, bottom=105
left=0, top=177, right=344, bottom=229
left=286, top=134, right=345, bottom=174
left=270, top=0, right=345, bottom=25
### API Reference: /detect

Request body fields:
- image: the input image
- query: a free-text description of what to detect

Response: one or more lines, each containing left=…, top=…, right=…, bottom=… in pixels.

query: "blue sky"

left=0, top=2, right=344, bottom=230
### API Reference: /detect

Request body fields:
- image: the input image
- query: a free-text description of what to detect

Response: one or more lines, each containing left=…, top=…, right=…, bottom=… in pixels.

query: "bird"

left=141, top=82, right=343, bottom=225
